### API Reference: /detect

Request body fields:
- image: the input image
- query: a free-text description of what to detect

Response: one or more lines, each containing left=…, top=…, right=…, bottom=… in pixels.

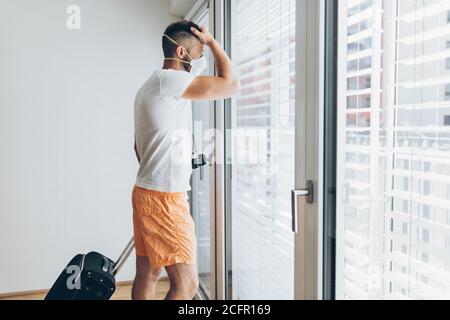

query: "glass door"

left=335, top=0, right=450, bottom=300
left=227, top=0, right=296, bottom=300
left=189, top=4, right=216, bottom=300
left=223, top=0, right=322, bottom=300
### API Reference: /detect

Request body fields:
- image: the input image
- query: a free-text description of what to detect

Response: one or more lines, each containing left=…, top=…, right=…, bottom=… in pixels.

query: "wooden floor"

left=0, top=280, right=171, bottom=300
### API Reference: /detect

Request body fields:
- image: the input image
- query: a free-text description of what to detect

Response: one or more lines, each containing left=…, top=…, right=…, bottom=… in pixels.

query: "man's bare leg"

left=164, top=263, right=199, bottom=300
left=132, top=255, right=163, bottom=300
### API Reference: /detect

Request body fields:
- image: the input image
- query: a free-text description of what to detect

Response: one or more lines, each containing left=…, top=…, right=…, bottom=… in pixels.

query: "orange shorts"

left=132, top=185, right=197, bottom=268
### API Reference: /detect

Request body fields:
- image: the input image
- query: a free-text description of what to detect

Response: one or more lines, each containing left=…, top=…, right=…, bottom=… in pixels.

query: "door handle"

left=291, top=180, right=314, bottom=233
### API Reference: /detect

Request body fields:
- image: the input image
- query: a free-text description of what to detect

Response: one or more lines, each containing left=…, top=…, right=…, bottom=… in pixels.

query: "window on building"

left=402, top=222, right=408, bottom=235
left=348, top=23, right=359, bottom=36
left=422, top=229, right=430, bottom=243
left=336, top=0, right=450, bottom=300
left=445, top=115, right=450, bottom=126
left=445, top=84, right=450, bottom=100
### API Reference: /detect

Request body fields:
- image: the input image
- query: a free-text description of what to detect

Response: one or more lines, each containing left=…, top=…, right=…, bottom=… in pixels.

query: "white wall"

left=169, top=0, right=196, bottom=17
left=0, top=0, right=178, bottom=294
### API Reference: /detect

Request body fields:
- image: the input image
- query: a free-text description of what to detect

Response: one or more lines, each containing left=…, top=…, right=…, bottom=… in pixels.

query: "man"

left=131, top=20, right=238, bottom=300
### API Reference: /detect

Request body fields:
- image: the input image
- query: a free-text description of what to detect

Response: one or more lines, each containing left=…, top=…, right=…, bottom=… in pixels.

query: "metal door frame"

left=294, top=0, right=325, bottom=300
left=196, top=0, right=327, bottom=300
left=186, top=0, right=218, bottom=301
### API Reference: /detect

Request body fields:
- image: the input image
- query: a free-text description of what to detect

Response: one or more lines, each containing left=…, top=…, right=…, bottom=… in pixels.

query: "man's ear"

left=175, top=46, right=185, bottom=59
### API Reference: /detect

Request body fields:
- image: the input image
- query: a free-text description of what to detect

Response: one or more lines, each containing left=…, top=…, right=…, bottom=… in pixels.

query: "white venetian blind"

left=230, top=0, right=296, bottom=300
left=336, top=0, right=450, bottom=300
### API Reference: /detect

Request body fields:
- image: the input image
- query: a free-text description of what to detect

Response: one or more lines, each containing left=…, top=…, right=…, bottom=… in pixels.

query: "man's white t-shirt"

left=134, top=69, right=196, bottom=192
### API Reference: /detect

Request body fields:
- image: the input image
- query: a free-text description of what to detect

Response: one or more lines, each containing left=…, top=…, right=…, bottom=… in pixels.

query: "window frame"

left=322, top=0, right=338, bottom=300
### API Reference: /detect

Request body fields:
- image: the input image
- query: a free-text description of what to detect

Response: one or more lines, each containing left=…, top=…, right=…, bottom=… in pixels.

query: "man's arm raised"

left=182, top=26, right=239, bottom=101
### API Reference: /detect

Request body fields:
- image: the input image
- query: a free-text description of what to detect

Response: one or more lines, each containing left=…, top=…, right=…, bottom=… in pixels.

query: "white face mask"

left=190, top=56, right=208, bottom=76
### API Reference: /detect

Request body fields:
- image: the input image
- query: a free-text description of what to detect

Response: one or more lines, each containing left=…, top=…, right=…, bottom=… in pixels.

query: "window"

left=423, top=205, right=430, bottom=219
left=348, top=4, right=360, bottom=17
left=402, top=222, right=408, bottom=235
left=227, top=0, right=296, bottom=300
left=347, top=77, right=358, bottom=90
left=445, top=115, right=450, bottom=126
left=359, top=37, right=372, bottom=51
left=360, top=75, right=371, bottom=89
left=360, top=19, right=371, bottom=32
left=348, top=42, right=359, bottom=54
left=336, top=0, right=450, bottom=300
left=446, top=84, right=450, bottom=100
left=359, top=56, right=372, bottom=70
left=422, top=229, right=430, bottom=243
left=423, top=180, right=431, bottom=195
left=401, top=244, right=408, bottom=254
left=348, top=23, right=358, bottom=36
left=190, top=7, right=213, bottom=299
left=360, top=0, right=372, bottom=11
left=347, top=95, right=358, bottom=109
left=360, top=94, right=371, bottom=108
left=348, top=59, right=358, bottom=72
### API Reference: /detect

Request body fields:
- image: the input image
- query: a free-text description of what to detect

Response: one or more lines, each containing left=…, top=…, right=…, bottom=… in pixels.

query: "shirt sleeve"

left=160, top=70, right=196, bottom=99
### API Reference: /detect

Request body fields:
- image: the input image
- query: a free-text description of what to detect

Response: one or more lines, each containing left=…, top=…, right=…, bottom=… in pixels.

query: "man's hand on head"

left=190, top=26, right=216, bottom=47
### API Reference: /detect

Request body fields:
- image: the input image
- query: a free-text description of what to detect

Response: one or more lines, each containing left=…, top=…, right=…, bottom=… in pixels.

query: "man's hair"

left=162, top=20, right=201, bottom=58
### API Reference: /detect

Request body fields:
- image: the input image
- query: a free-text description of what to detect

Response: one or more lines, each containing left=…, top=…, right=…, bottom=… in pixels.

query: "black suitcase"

left=45, top=238, right=134, bottom=300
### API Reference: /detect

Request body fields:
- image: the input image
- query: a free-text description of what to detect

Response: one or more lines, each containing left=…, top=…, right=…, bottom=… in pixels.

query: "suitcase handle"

left=112, top=237, right=135, bottom=276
